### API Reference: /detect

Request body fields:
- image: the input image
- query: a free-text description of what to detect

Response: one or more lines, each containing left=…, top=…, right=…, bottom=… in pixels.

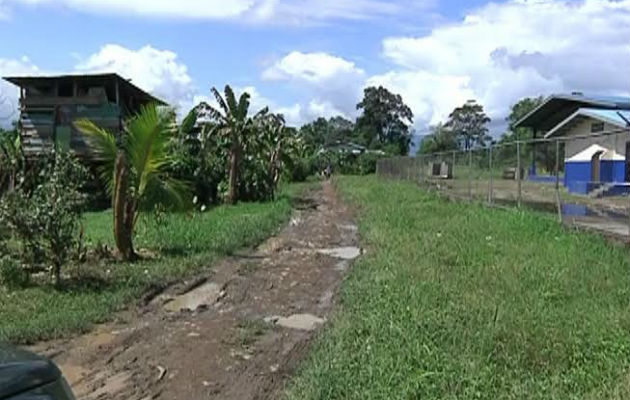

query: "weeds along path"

left=30, top=180, right=359, bottom=400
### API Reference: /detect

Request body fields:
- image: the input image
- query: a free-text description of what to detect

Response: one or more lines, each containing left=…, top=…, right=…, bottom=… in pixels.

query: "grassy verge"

left=287, top=176, right=629, bottom=399
left=0, top=184, right=311, bottom=344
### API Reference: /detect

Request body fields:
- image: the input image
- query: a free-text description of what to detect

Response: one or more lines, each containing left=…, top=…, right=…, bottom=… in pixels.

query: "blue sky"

left=1, top=0, right=629, bottom=135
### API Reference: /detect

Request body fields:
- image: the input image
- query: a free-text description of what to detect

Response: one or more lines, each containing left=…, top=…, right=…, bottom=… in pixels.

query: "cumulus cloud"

left=0, top=44, right=197, bottom=125
left=0, top=56, right=41, bottom=127
left=0, top=44, right=307, bottom=127
left=75, top=44, right=196, bottom=112
left=254, top=1, right=629, bottom=133
left=4, top=0, right=430, bottom=24
left=377, top=0, right=630, bottom=131
left=263, top=51, right=365, bottom=121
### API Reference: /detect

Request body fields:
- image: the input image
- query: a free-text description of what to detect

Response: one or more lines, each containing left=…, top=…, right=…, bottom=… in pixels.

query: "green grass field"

left=287, top=176, right=629, bottom=399
left=0, top=189, right=299, bottom=344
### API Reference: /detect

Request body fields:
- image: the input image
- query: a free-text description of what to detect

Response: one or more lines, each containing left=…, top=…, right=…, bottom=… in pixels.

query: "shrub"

left=356, top=152, right=382, bottom=175
left=0, top=256, right=29, bottom=289
left=290, top=157, right=315, bottom=182
left=0, top=151, right=87, bottom=286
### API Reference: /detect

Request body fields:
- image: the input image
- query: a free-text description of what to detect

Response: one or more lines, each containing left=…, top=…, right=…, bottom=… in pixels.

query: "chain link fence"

left=376, top=129, right=630, bottom=241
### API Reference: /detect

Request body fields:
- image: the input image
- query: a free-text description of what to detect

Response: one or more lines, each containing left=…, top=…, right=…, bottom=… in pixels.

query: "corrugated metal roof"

left=544, top=107, right=630, bottom=138
left=2, top=72, right=167, bottom=105
left=514, top=93, right=630, bottom=131
left=579, top=108, right=630, bottom=127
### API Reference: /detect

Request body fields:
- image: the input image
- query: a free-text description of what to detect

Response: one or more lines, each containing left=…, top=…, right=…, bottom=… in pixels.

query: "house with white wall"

left=515, top=94, right=630, bottom=195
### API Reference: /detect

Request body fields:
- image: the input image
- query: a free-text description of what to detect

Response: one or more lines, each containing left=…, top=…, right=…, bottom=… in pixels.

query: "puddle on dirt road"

left=164, top=282, right=224, bottom=312
left=265, top=314, right=326, bottom=331
left=316, top=246, right=361, bottom=260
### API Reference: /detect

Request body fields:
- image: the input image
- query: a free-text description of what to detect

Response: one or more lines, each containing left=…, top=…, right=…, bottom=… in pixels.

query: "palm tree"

left=75, top=104, right=188, bottom=260
left=196, top=85, right=256, bottom=204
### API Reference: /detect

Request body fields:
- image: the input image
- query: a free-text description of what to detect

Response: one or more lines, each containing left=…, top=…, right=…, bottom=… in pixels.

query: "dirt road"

left=31, top=181, right=359, bottom=399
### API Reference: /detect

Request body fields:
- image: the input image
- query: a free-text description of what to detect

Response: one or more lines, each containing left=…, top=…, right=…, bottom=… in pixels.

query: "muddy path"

left=31, top=181, right=359, bottom=400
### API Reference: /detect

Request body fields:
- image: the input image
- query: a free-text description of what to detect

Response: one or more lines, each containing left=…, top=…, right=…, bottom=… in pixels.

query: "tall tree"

left=355, top=86, right=413, bottom=155
left=445, top=100, right=491, bottom=150
left=195, top=85, right=257, bottom=204
left=76, top=104, right=188, bottom=260
left=502, top=96, right=555, bottom=172
left=298, top=116, right=355, bottom=151
left=506, top=96, right=545, bottom=140
left=256, top=112, right=301, bottom=199
left=417, top=123, right=458, bottom=155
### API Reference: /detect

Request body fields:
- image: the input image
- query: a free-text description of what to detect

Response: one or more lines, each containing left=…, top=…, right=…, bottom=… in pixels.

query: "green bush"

left=0, top=256, right=29, bottom=289
left=0, top=151, right=87, bottom=286
left=314, top=151, right=384, bottom=176
left=356, top=152, right=382, bottom=174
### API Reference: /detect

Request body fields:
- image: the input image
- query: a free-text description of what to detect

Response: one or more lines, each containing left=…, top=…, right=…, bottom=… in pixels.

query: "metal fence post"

left=516, top=140, right=522, bottom=208
left=488, top=145, right=493, bottom=204
left=452, top=150, right=456, bottom=179
left=555, top=139, right=563, bottom=223
left=468, top=147, right=472, bottom=200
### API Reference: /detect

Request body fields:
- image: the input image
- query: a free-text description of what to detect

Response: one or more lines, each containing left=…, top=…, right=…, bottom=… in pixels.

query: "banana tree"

left=75, top=104, right=188, bottom=260
left=195, top=85, right=257, bottom=204
left=256, top=112, right=298, bottom=199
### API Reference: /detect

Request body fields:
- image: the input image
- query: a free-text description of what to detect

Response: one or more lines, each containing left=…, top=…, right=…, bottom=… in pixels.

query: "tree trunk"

left=268, top=144, right=282, bottom=200
left=113, top=152, right=136, bottom=260
left=227, top=140, right=239, bottom=205
left=51, top=262, right=61, bottom=287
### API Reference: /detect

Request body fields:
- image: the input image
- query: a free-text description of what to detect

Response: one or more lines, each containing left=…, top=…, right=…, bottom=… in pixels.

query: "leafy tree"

left=0, top=126, right=23, bottom=193
left=445, top=100, right=491, bottom=150
left=506, top=96, right=544, bottom=139
left=299, top=116, right=356, bottom=151
left=355, top=86, right=413, bottom=155
left=195, top=85, right=260, bottom=204
left=76, top=104, right=188, bottom=261
left=258, top=112, right=289, bottom=198
left=417, top=123, right=458, bottom=155
left=240, top=111, right=302, bottom=200
left=168, top=106, right=223, bottom=205
left=0, top=151, right=87, bottom=286
left=498, top=96, right=556, bottom=172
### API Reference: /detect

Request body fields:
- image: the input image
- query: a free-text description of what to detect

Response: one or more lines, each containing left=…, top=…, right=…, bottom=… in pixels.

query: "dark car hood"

left=0, top=344, right=61, bottom=399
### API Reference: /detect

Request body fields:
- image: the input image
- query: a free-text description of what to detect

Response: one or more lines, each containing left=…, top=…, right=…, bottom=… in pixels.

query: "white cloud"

left=8, top=0, right=256, bottom=19
left=1, top=45, right=196, bottom=125
left=4, top=0, right=431, bottom=24
left=376, top=0, right=630, bottom=132
left=75, top=44, right=196, bottom=112
left=306, top=100, right=346, bottom=120
left=263, top=51, right=365, bottom=120
left=0, top=56, right=41, bottom=127
left=259, top=0, right=630, bottom=132
left=263, top=51, right=364, bottom=84
left=366, top=71, right=474, bottom=127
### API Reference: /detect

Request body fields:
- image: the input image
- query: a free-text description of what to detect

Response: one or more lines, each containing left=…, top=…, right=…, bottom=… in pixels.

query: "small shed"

left=3, top=73, right=166, bottom=159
